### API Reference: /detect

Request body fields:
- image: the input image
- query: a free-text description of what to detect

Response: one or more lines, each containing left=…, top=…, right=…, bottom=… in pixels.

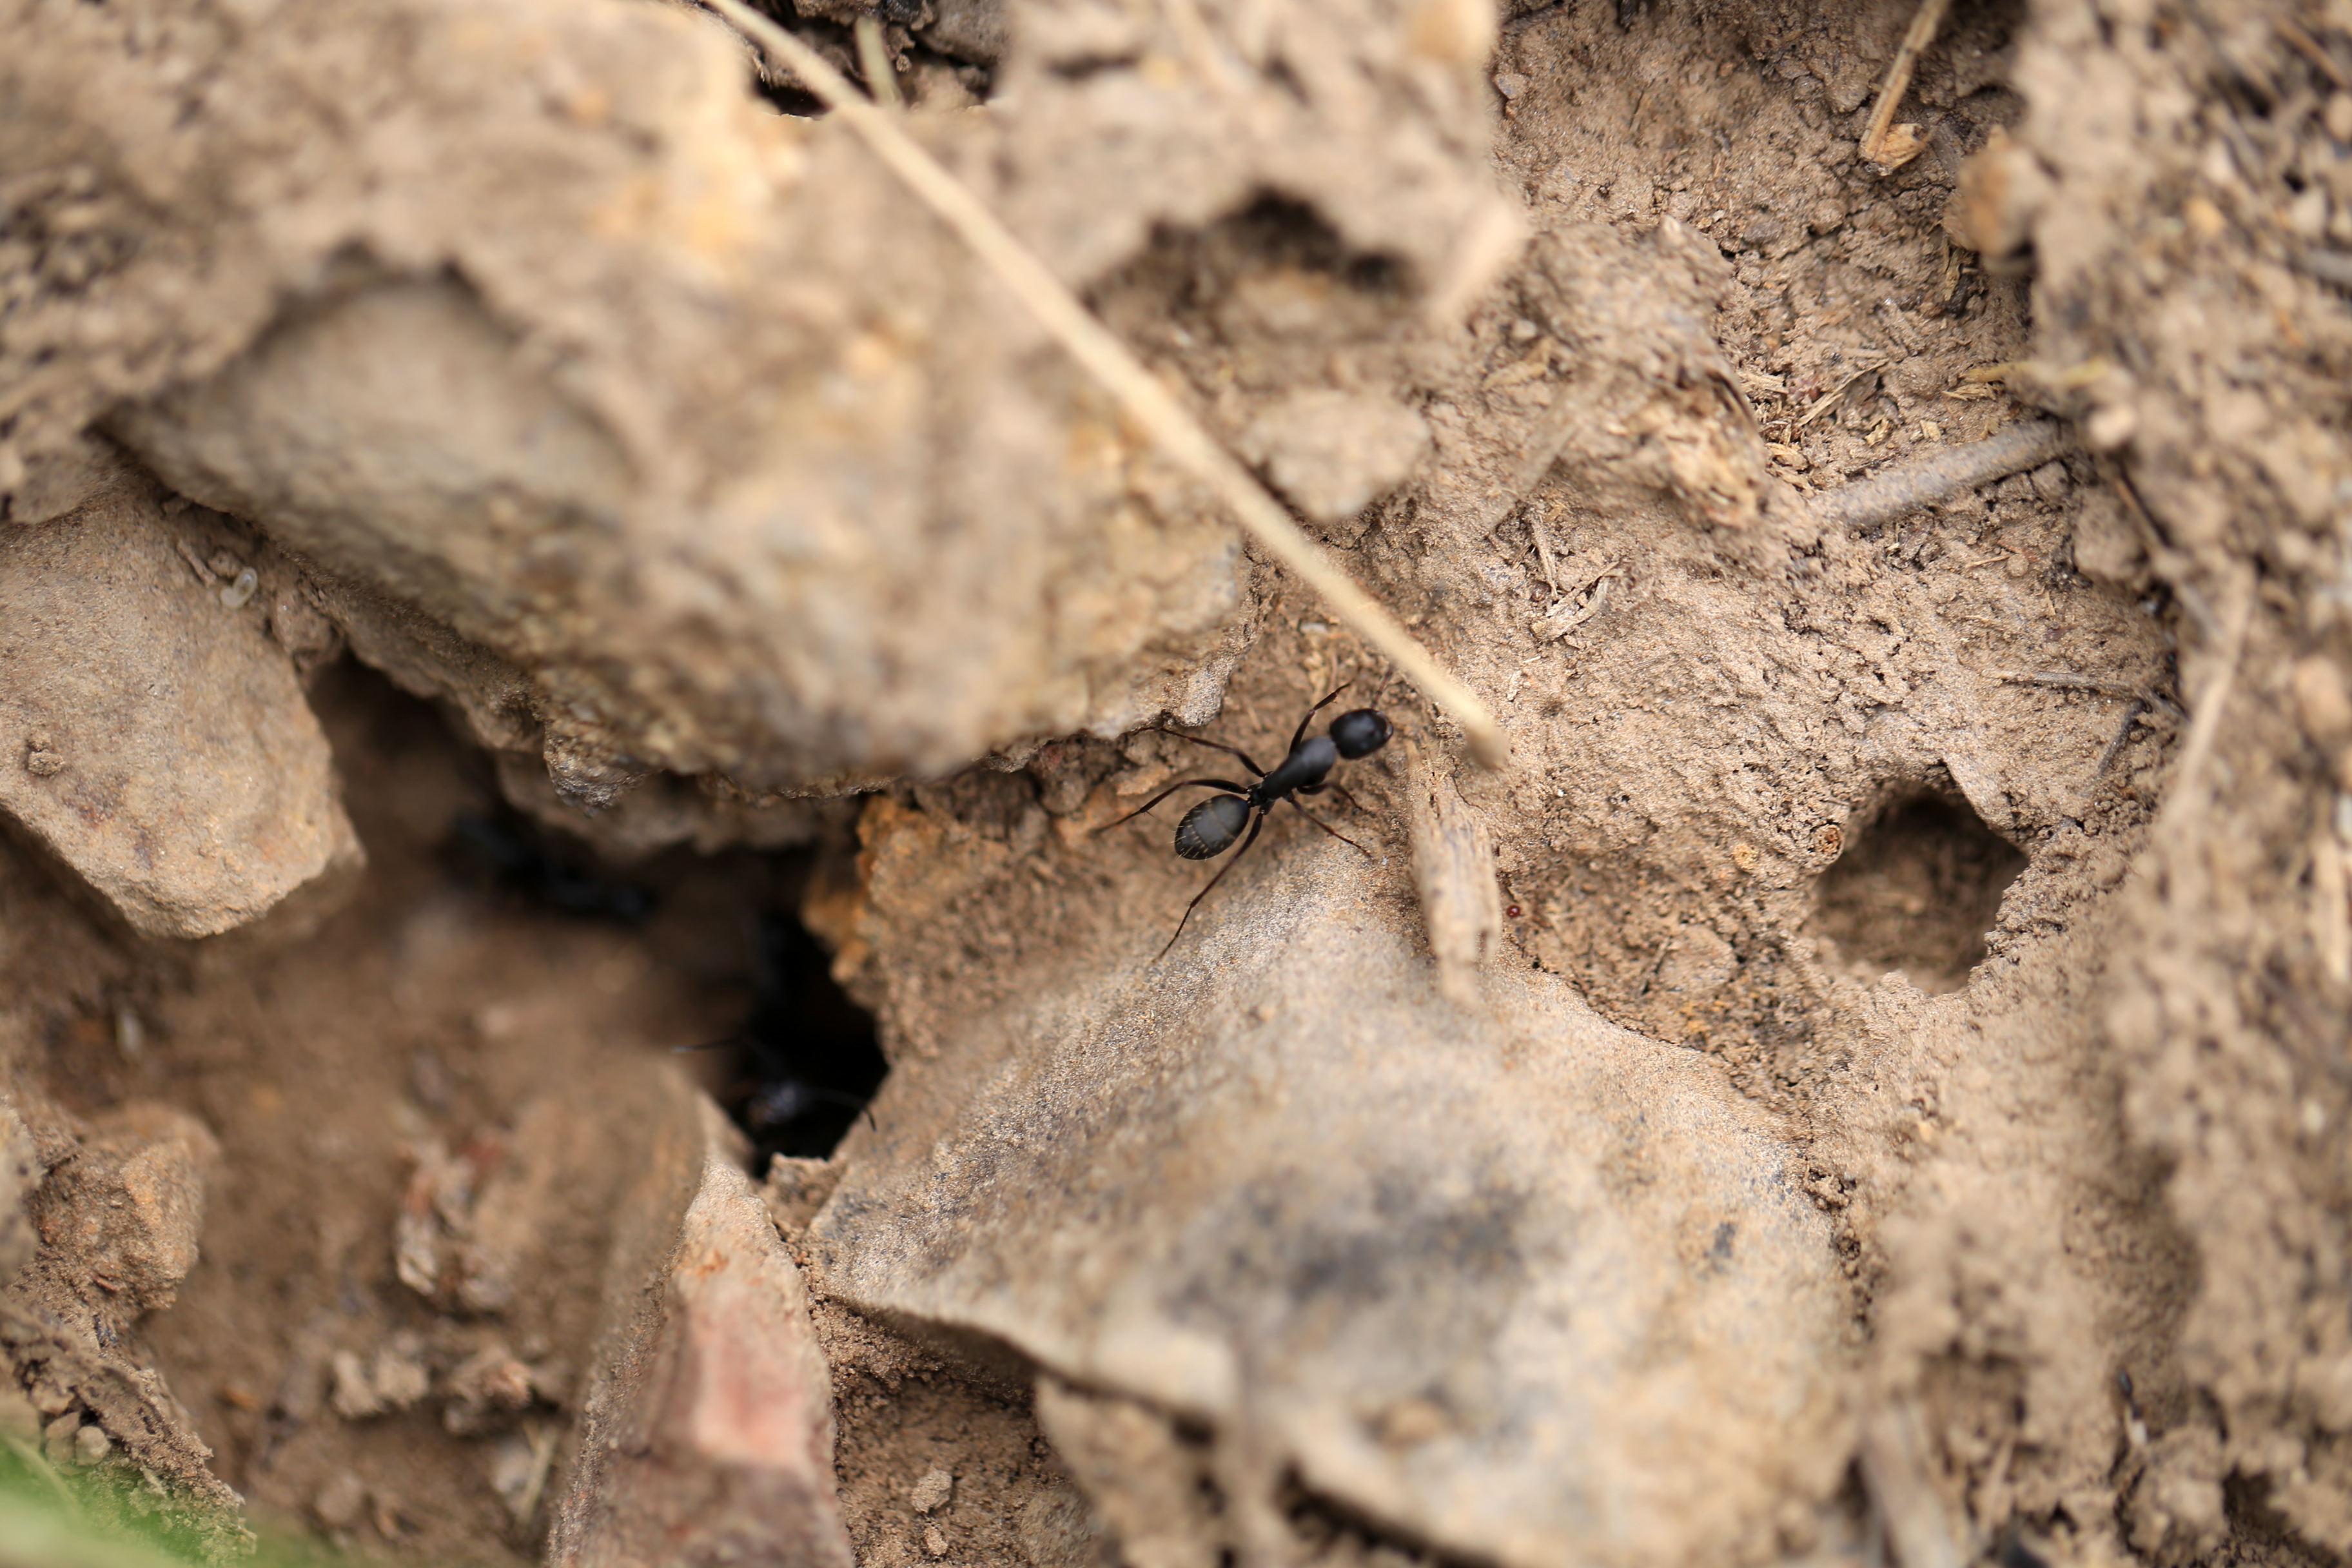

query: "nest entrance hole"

left=433, top=741, right=885, bottom=1163
left=1808, top=789, right=2024, bottom=994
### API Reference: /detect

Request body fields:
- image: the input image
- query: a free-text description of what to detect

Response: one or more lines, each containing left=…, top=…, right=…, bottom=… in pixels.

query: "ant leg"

left=1094, top=778, right=1253, bottom=834
left=1286, top=683, right=1352, bottom=755
left=1155, top=811, right=1264, bottom=961
left=1155, top=728, right=1268, bottom=778
left=1285, top=796, right=1372, bottom=858
left=1294, top=780, right=1366, bottom=812
left=1315, top=781, right=1368, bottom=816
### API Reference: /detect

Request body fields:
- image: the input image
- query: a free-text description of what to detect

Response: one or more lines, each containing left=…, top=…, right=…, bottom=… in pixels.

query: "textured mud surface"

left=4, top=0, right=2351, bottom=1563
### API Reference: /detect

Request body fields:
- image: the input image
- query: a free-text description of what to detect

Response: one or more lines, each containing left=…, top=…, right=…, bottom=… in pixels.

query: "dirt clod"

left=0, top=484, right=361, bottom=938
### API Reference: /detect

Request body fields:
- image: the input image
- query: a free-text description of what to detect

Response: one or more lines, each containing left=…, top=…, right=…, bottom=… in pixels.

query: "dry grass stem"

left=1859, top=1404, right=1964, bottom=1568
left=852, top=17, right=903, bottom=112
left=2165, top=570, right=2255, bottom=821
left=1794, top=358, right=1890, bottom=429
left=1859, top=0, right=1954, bottom=170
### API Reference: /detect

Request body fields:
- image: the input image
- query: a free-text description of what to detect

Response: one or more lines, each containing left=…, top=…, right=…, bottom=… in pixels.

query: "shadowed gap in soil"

left=440, top=791, right=885, bottom=1162
left=1809, top=789, right=2025, bottom=994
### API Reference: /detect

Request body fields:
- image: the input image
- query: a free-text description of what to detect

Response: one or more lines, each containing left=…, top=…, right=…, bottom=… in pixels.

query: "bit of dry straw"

left=1858, top=0, right=1952, bottom=170
left=698, top=0, right=1509, bottom=769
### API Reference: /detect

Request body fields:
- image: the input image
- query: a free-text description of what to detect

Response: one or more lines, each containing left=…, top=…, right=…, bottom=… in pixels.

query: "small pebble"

left=2029, top=462, right=2070, bottom=504
left=2082, top=402, right=2137, bottom=452
left=2329, top=93, right=2352, bottom=144
left=314, top=1470, right=368, bottom=1531
left=329, top=1351, right=382, bottom=1420
left=2292, top=657, right=2352, bottom=747
left=924, top=1525, right=950, bottom=1558
left=28, top=1377, right=74, bottom=1418
left=1492, top=70, right=1528, bottom=99
left=74, top=1422, right=111, bottom=1465
left=912, top=1465, right=954, bottom=1514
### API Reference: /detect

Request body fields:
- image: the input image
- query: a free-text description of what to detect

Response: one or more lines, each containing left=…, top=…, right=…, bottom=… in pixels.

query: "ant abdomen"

left=1175, top=794, right=1252, bottom=859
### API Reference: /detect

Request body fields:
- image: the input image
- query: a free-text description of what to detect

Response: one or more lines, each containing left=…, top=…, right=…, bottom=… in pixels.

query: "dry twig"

left=1527, top=504, right=1562, bottom=593
left=698, top=0, right=1510, bottom=768
left=2275, top=15, right=2349, bottom=92
left=1995, top=670, right=2145, bottom=701
left=1813, top=418, right=2071, bottom=531
left=1533, top=563, right=1621, bottom=643
left=2093, top=699, right=2150, bottom=778
left=1859, top=0, right=1954, bottom=170
left=2166, top=570, right=2255, bottom=816
left=1859, top=1403, right=1964, bottom=1568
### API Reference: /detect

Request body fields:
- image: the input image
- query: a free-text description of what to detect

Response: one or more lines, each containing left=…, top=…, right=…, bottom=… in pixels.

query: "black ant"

left=1101, top=685, right=1393, bottom=959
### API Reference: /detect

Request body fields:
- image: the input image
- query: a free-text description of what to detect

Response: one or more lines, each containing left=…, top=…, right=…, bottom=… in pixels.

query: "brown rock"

left=10, top=0, right=1505, bottom=816
left=313, top=1470, right=369, bottom=1532
left=811, top=841, right=1851, bottom=1568
left=30, top=1102, right=219, bottom=1328
left=0, top=482, right=361, bottom=937
left=441, top=1343, right=535, bottom=1435
left=1946, top=127, right=2053, bottom=261
left=1034, top=1381, right=1218, bottom=1568
left=549, top=1090, right=854, bottom=1568
left=1, top=1101, right=246, bottom=1556
left=1237, top=391, right=1432, bottom=528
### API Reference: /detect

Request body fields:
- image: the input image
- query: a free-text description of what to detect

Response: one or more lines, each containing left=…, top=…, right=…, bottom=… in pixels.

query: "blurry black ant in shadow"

left=1099, top=685, right=1393, bottom=960
left=677, top=914, right=888, bottom=1161
left=446, top=811, right=654, bottom=923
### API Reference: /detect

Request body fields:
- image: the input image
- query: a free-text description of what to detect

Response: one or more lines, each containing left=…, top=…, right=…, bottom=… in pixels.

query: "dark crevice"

left=707, top=910, right=888, bottom=1161
left=1809, top=789, right=2026, bottom=994
left=735, top=0, right=998, bottom=114
left=440, top=799, right=885, bottom=1163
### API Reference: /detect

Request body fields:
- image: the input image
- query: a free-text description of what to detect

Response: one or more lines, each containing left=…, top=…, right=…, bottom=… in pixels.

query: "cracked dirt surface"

left=5, top=0, right=2352, bottom=1563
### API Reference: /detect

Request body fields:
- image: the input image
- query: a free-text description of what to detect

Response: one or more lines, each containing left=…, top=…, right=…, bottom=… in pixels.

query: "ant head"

left=1329, top=709, right=1393, bottom=760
